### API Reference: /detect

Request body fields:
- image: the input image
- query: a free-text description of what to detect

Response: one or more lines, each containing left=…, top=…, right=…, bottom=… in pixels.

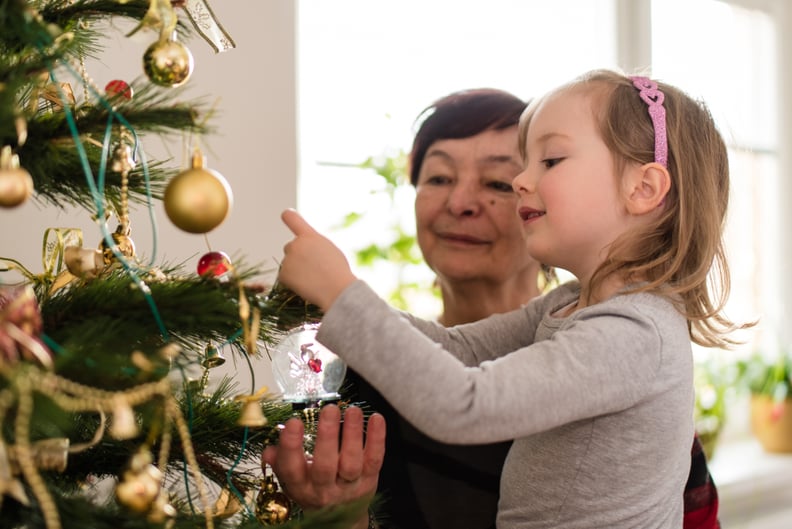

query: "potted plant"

left=738, top=352, right=792, bottom=453
left=693, top=359, right=735, bottom=459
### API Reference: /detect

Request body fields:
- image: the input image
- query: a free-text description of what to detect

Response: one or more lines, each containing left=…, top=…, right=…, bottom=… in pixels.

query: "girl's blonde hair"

left=519, top=69, right=750, bottom=348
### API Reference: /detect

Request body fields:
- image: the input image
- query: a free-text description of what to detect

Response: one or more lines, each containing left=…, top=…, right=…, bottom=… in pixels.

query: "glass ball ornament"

left=197, top=251, right=232, bottom=279
left=270, top=324, right=346, bottom=404
left=164, top=150, right=233, bottom=234
left=143, top=37, right=193, bottom=88
left=99, top=225, right=136, bottom=265
left=105, top=79, right=133, bottom=100
left=255, top=475, right=291, bottom=524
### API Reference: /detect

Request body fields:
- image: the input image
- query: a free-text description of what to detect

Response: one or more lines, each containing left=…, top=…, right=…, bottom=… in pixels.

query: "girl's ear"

left=623, top=162, right=671, bottom=215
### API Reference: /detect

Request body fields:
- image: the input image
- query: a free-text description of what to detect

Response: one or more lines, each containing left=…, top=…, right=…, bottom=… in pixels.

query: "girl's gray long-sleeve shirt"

left=317, top=280, right=694, bottom=529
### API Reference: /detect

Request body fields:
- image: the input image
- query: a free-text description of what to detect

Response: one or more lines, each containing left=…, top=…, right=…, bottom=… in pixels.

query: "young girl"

left=277, top=69, right=744, bottom=528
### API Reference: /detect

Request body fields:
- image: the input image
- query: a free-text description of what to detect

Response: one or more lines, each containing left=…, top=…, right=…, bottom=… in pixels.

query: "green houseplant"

left=693, top=358, right=736, bottom=459
left=738, top=352, right=792, bottom=452
left=326, top=151, right=439, bottom=313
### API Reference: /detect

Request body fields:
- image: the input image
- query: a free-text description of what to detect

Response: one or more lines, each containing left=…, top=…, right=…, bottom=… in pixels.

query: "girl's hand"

left=279, top=209, right=357, bottom=311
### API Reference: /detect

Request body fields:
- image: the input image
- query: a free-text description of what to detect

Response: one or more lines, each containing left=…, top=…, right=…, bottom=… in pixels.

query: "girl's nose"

left=512, top=168, right=533, bottom=195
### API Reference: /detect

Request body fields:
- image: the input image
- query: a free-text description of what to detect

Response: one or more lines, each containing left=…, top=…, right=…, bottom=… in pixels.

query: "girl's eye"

left=542, top=158, right=563, bottom=169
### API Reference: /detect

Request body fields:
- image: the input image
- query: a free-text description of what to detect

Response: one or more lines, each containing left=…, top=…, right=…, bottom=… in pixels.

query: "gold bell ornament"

left=201, top=343, right=226, bottom=368
left=109, top=396, right=139, bottom=440
left=234, top=386, right=270, bottom=428
left=143, top=34, right=194, bottom=87
left=0, top=145, right=33, bottom=208
left=64, top=245, right=105, bottom=280
left=164, top=148, right=233, bottom=234
left=238, top=400, right=267, bottom=428
left=255, top=473, right=291, bottom=525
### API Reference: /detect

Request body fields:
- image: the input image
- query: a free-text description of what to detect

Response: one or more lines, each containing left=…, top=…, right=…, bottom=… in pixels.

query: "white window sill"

left=709, top=438, right=792, bottom=528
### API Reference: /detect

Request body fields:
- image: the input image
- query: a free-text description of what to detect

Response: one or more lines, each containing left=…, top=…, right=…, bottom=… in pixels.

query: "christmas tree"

left=0, top=1, right=361, bottom=528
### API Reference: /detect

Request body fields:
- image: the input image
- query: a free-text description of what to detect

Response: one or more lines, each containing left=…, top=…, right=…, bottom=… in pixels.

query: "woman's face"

left=414, top=126, right=536, bottom=284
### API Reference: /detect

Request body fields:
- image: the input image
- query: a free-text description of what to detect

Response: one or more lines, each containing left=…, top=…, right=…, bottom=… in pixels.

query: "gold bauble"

left=0, top=147, right=33, bottom=208
left=255, top=476, right=291, bottom=524
left=100, top=225, right=137, bottom=265
left=143, top=38, right=194, bottom=87
left=164, top=151, right=233, bottom=234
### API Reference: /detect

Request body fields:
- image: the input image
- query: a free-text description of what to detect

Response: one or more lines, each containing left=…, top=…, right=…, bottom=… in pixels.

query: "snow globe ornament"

left=270, top=324, right=346, bottom=405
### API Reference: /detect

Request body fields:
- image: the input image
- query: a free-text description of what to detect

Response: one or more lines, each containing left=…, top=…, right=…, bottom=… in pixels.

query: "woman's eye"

left=425, top=175, right=451, bottom=185
left=487, top=180, right=514, bottom=192
left=542, top=158, right=563, bottom=169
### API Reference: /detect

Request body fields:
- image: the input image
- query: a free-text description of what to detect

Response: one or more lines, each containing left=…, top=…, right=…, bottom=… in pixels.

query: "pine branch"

left=11, top=82, right=212, bottom=210
left=4, top=491, right=368, bottom=529
left=263, top=282, right=324, bottom=333
left=1, top=0, right=209, bottom=213
left=38, top=265, right=318, bottom=388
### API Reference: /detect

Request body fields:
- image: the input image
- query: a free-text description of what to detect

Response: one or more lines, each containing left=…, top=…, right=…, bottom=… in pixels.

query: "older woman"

left=352, top=89, right=544, bottom=529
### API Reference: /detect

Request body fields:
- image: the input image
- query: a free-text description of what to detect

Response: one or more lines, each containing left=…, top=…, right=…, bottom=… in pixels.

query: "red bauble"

left=105, top=80, right=133, bottom=100
left=197, top=251, right=232, bottom=278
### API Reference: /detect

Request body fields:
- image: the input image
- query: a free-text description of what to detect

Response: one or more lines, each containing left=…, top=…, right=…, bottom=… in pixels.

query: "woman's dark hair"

left=408, top=88, right=527, bottom=185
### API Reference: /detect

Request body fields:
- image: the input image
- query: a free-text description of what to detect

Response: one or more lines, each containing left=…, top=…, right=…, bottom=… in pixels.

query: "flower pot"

left=750, top=394, right=792, bottom=453
left=697, top=428, right=722, bottom=461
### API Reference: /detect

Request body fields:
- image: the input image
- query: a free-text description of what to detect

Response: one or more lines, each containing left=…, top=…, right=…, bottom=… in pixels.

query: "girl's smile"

left=517, top=207, right=545, bottom=223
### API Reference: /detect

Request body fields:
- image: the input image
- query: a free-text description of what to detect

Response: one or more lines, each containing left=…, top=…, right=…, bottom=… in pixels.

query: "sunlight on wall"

left=297, top=0, right=617, bottom=310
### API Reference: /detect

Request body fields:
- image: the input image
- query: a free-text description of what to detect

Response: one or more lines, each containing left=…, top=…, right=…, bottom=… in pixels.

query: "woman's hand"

left=279, top=209, right=357, bottom=311
left=262, top=405, right=386, bottom=529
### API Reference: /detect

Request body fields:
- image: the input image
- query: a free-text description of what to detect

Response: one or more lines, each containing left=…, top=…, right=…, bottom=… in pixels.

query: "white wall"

left=0, top=1, right=297, bottom=287
left=0, top=1, right=297, bottom=391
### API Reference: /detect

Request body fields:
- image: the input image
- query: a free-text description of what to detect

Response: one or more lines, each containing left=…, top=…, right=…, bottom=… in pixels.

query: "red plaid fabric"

left=683, top=434, right=720, bottom=529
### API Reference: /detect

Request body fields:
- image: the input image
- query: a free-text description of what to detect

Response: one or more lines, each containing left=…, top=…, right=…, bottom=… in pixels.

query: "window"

left=298, top=0, right=782, bottom=340
left=652, top=0, right=777, bottom=356
left=297, top=1, right=792, bottom=523
left=297, top=0, right=617, bottom=308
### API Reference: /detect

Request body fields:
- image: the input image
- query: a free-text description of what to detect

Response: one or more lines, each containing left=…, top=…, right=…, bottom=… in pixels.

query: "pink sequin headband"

left=630, top=76, right=668, bottom=167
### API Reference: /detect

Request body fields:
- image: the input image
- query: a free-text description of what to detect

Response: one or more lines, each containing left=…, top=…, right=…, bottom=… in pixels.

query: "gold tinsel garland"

left=0, top=360, right=219, bottom=529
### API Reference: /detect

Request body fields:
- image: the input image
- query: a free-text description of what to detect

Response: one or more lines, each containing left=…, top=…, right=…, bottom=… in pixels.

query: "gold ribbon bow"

left=179, top=0, right=236, bottom=53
